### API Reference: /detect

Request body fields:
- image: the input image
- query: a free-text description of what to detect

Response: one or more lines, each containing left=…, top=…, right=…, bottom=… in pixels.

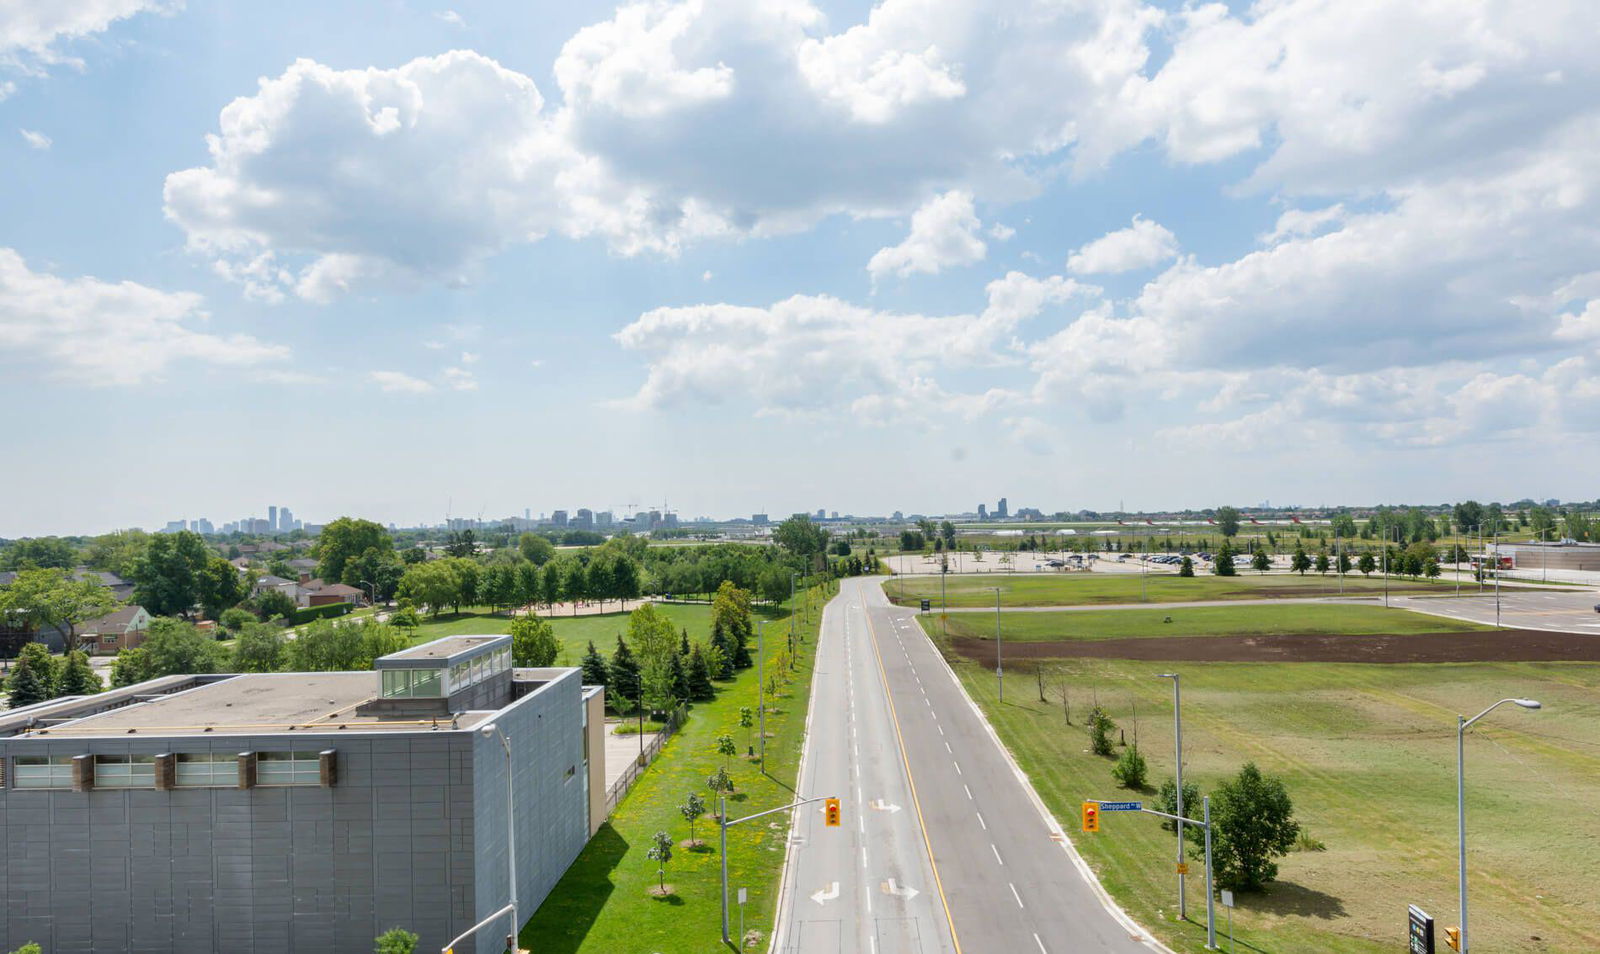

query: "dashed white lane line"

left=952, top=761, right=962, bottom=775
left=937, top=724, right=944, bottom=736
left=944, top=741, right=952, bottom=753
left=964, top=784, right=972, bottom=800
left=991, top=844, right=1004, bottom=866
left=1009, top=882, right=1024, bottom=908
left=976, top=811, right=987, bottom=831
left=1033, top=932, right=1048, bottom=954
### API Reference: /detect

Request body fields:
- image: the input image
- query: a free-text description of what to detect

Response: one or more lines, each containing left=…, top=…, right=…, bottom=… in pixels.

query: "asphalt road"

left=774, top=577, right=1164, bottom=954
left=1389, top=587, right=1600, bottom=633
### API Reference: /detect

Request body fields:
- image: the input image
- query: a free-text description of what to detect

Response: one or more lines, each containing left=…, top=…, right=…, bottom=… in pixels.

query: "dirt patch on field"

left=951, top=630, right=1600, bottom=664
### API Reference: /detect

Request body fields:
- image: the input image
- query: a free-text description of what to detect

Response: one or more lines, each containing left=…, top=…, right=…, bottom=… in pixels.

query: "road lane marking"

left=945, top=741, right=952, bottom=753
left=863, top=597, right=964, bottom=954
left=1009, top=882, right=1024, bottom=908
left=991, top=844, right=1004, bottom=865
left=953, top=761, right=962, bottom=775
left=976, top=811, right=986, bottom=830
left=1034, top=933, right=1047, bottom=953
left=964, top=784, right=972, bottom=800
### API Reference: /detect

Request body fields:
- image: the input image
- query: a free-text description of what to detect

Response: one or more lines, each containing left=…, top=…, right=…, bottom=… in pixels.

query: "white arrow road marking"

left=882, top=878, right=921, bottom=901
left=811, top=882, right=840, bottom=905
left=870, top=799, right=903, bottom=814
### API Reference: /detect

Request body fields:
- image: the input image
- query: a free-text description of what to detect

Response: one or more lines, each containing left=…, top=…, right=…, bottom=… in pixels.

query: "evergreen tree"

left=580, top=640, right=610, bottom=688
left=608, top=634, right=641, bottom=711
left=1251, top=548, right=1271, bottom=573
left=708, top=625, right=736, bottom=680
left=16, top=643, right=60, bottom=697
left=1178, top=556, right=1195, bottom=577
left=686, top=647, right=716, bottom=701
left=1214, top=540, right=1237, bottom=576
left=1291, top=545, right=1312, bottom=575
left=5, top=653, right=50, bottom=708
left=57, top=650, right=101, bottom=696
left=1358, top=551, right=1377, bottom=576
left=679, top=629, right=690, bottom=658
left=667, top=649, right=690, bottom=704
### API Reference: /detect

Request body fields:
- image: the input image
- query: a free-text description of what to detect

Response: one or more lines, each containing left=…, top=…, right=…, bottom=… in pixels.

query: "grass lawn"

left=403, top=603, right=720, bottom=664
left=520, top=581, right=836, bottom=954
left=925, top=623, right=1600, bottom=953
left=938, top=603, right=1492, bottom=643
left=888, top=572, right=1455, bottom=608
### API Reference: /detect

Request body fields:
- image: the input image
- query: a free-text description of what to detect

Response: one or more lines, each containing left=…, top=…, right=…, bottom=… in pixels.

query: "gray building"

left=0, top=635, right=605, bottom=954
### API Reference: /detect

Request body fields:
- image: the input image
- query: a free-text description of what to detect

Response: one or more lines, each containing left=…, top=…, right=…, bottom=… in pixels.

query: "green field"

left=923, top=622, right=1600, bottom=952
left=937, top=603, right=1491, bottom=643
left=888, top=572, right=1455, bottom=608
left=521, top=583, right=833, bottom=953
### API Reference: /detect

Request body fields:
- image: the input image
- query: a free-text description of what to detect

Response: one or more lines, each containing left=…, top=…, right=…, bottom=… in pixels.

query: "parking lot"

left=1390, top=587, right=1600, bottom=634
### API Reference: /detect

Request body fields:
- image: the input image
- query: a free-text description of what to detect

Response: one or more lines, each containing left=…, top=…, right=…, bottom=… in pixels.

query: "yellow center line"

left=863, top=591, right=964, bottom=954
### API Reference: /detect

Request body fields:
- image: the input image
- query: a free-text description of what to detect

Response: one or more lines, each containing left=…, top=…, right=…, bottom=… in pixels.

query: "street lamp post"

left=478, top=723, right=518, bottom=953
left=990, top=586, right=1002, bottom=702
left=359, top=580, right=378, bottom=608
left=1456, top=698, right=1542, bottom=953
left=1157, top=673, right=1185, bottom=919
left=757, top=619, right=767, bottom=770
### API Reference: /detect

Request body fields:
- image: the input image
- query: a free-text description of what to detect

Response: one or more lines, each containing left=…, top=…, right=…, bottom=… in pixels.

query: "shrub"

left=1087, top=705, right=1117, bottom=757
left=290, top=602, right=354, bottom=625
left=374, top=928, right=418, bottom=954
left=1211, top=762, right=1301, bottom=891
left=1111, top=744, right=1147, bottom=789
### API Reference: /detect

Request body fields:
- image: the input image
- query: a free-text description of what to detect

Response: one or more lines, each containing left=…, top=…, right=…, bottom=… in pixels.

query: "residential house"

left=76, top=606, right=152, bottom=657
left=0, top=568, right=133, bottom=603
left=295, top=577, right=365, bottom=608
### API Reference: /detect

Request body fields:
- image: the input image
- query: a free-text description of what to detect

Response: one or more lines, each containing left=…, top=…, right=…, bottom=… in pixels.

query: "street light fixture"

left=478, top=723, right=518, bottom=953
left=1455, top=698, right=1540, bottom=953
left=1156, top=673, right=1186, bottom=920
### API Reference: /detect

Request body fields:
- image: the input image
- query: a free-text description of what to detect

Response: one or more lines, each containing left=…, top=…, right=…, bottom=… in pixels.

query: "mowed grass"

left=521, top=583, right=834, bottom=954
left=404, top=602, right=718, bottom=663
left=926, top=629, right=1600, bottom=953
left=938, top=603, right=1492, bottom=643
left=888, top=572, right=1452, bottom=608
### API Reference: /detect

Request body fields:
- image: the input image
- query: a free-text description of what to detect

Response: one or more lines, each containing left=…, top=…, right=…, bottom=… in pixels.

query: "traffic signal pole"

left=721, top=794, right=835, bottom=945
left=1084, top=798, right=1216, bottom=950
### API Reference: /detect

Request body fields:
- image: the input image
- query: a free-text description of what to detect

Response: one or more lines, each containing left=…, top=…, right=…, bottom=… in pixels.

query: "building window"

left=175, top=753, right=234, bottom=787
left=94, top=754, right=156, bottom=788
left=13, top=755, right=73, bottom=789
left=257, top=751, right=321, bottom=785
left=101, top=634, right=118, bottom=645
left=382, top=668, right=444, bottom=699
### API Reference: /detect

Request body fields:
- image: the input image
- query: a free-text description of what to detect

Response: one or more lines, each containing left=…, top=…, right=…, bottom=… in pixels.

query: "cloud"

left=1066, top=215, right=1178, bottom=274
left=18, top=128, right=50, bottom=149
left=459, top=351, right=479, bottom=364
left=0, top=247, right=286, bottom=385
left=367, top=370, right=434, bottom=393
left=867, top=190, right=986, bottom=281
left=442, top=366, right=478, bottom=391
left=613, top=270, right=1095, bottom=418
left=435, top=10, right=465, bottom=28
left=1, top=1, right=174, bottom=91
left=988, top=222, right=1015, bottom=241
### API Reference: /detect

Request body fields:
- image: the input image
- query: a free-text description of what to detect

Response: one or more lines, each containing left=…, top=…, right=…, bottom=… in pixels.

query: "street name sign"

left=1096, top=801, right=1142, bottom=812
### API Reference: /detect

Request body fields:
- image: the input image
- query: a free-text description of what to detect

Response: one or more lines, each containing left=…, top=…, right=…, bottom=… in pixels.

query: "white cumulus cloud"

left=867, top=190, right=986, bottom=281
left=0, top=247, right=286, bottom=385
left=18, top=128, right=50, bottom=149
left=1, top=1, right=174, bottom=92
left=1066, top=216, right=1178, bottom=274
left=368, top=370, right=434, bottom=394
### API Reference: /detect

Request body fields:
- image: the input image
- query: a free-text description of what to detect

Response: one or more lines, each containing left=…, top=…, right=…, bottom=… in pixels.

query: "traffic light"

left=1444, top=926, right=1461, bottom=952
left=1081, top=802, right=1100, bottom=833
left=825, top=797, right=841, bottom=827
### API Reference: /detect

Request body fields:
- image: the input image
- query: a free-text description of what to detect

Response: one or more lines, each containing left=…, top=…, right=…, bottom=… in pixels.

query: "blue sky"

left=3, top=0, right=1599, bottom=536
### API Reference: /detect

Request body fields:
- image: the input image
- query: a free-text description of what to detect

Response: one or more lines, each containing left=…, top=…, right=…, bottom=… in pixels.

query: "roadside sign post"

left=738, top=887, right=747, bottom=947
left=1220, top=890, right=1234, bottom=953
left=1089, top=798, right=1216, bottom=949
left=1409, top=904, right=1435, bottom=954
left=721, top=794, right=834, bottom=945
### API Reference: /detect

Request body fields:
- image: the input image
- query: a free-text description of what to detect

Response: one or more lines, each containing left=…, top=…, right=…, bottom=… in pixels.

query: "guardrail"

left=604, top=703, right=687, bottom=812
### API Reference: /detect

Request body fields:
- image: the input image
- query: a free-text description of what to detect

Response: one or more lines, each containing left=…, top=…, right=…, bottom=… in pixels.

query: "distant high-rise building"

left=892, top=511, right=904, bottom=521
left=978, top=504, right=988, bottom=520
left=997, top=497, right=1009, bottom=519
left=194, top=518, right=214, bottom=535
left=815, top=508, right=826, bottom=520
left=596, top=511, right=614, bottom=528
left=550, top=510, right=569, bottom=528
left=663, top=513, right=679, bottom=529
left=279, top=506, right=294, bottom=532
left=525, top=508, right=531, bottom=520
left=268, top=506, right=278, bottom=531
left=574, top=508, right=594, bottom=531
left=752, top=513, right=769, bottom=525
left=163, top=520, right=187, bottom=533
left=830, top=511, right=839, bottom=520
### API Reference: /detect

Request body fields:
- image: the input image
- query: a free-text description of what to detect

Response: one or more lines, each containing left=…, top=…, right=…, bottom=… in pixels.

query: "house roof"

left=79, top=605, right=148, bottom=635
left=256, top=574, right=294, bottom=587
left=287, top=558, right=318, bottom=569
left=317, top=583, right=364, bottom=597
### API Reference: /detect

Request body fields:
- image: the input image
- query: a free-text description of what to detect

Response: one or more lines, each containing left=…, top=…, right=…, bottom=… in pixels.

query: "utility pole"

left=1157, top=673, right=1185, bottom=919
left=757, top=620, right=766, bottom=769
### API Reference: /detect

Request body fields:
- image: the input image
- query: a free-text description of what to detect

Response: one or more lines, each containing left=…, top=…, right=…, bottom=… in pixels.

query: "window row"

left=8, top=751, right=330, bottom=791
left=382, top=646, right=512, bottom=700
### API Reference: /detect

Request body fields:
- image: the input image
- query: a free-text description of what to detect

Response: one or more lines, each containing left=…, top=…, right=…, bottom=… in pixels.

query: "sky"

left=3, top=0, right=1599, bottom=536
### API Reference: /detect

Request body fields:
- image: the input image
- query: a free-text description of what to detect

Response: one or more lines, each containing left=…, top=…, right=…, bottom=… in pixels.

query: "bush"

left=1158, top=777, right=1203, bottom=841
left=374, top=928, right=418, bottom=954
left=1178, top=557, right=1194, bottom=577
left=1111, top=744, right=1147, bottom=789
left=510, top=615, right=559, bottom=667
left=1087, top=705, right=1117, bottom=757
left=219, top=607, right=255, bottom=634
left=1211, top=762, right=1301, bottom=891
left=290, top=602, right=354, bottom=625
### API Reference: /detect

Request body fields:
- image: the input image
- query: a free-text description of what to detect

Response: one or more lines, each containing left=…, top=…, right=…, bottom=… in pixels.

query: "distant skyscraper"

left=550, top=510, right=569, bottom=528
left=195, top=518, right=214, bottom=535
left=574, top=508, right=595, bottom=531
left=268, top=506, right=278, bottom=532
left=279, top=507, right=294, bottom=532
left=163, top=520, right=186, bottom=533
left=525, top=508, right=531, bottom=520
left=978, top=504, right=988, bottom=519
left=596, top=511, right=614, bottom=528
left=892, top=511, right=904, bottom=521
left=815, top=508, right=826, bottom=520
left=752, top=513, right=769, bottom=525
left=997, top=497, right=1009, bottom=519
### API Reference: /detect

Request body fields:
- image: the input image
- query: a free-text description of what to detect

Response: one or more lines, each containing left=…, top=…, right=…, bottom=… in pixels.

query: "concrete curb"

left=767, top=596, right=829, bottom=954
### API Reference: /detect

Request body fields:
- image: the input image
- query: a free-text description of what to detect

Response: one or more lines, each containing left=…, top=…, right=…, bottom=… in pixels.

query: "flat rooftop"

left=20, top=673, right=494, bottom=737
left=375, top=634, right=509, bottom=667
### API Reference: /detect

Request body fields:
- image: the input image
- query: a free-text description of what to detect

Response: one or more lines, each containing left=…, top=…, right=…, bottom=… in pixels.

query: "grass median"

left=888, top=572, right=1458, bottom=608
left=920, top=614, right=1600, bottom=953
left=521, top=581, right=834, bottom=954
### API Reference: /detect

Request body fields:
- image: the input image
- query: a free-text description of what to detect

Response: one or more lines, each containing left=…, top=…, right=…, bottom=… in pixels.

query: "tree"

left=133, top=531, right=212, bottom=618
left=940, top=520, right=957, bottom=549
left=252, top=588, right=297, bottom=621
left=646, top=830, right=674, bottom=893
left=667, top=650, right=690, bottom=703
left=1178, top=556, right=1194, bottom=577
left=1425, top=558, right=1442, bottom=580
left=581, top=640, right=610, bottom=687
left=679, top=792, right=707, bottom=846
left=1112, top=744, right=1147, bottom=789
left=57, top=650, right=100, bottom=696
left=712, top=581, right=754, bottom=669
left=686, top=646, right=716, bottom=701
left=1358, top=551, right=1376, bottom=576
left=1158, top=778, right=1203, bottom=839
left=480, top=564, right=519, bottom=612
left=518, top=532, right=556, bottom=566
left=629, top=604, right=679, bottom=713
left=1336, top=551, right=1352, bottom=575
left=196, top=557, right=244, bottom=621
left=219, top=607, right=255, bottom=633
left=443, top=529, right=477, bottom=559
left=706, top=765, right=734, bottom=797
left=396, top=561, right=459, bottom=617
left=140, top=617, right=225, bottom=677
left=284, top=618, right=407, bottom=672
left=1216, top=506, right=1241, bottom=538
left=1213, top=540, right=1237, bottom=576
left=738, top=705, right=755, bottom=748
left=509, top=616, right=560, bottom=667
left=515, top=561, right=543, bottom=611
left=609, top=635, right=642, bottom=713
left=715, top=733, right=737, bottom=768
left=1291, top=545, right=1311, bottom=575
left=233, top=621, right=286, bottom=673
left=4, top=651, right=51, bottom=708
left=0, top=537, right=76, bottom=570
left=0, top=567, right=117, bottom=654
left=1314, top=551, right=1330, bottom=575
left=109, top=647, right=154, bottom=688
left=83, top=529, right=151, bottom=577
left=774, top=514, right=829, bottom=570
left=1087, top=705, right=1117, bottom=757
left=541, top=562, right=564, bottom=610
left=373, top=927, right=418, bottom=954
left=1210, top=762, right=1300, bottom=891
left=1251, top=548, right=1270, bottom=574
left=313, top=518, right=393, bottom=585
